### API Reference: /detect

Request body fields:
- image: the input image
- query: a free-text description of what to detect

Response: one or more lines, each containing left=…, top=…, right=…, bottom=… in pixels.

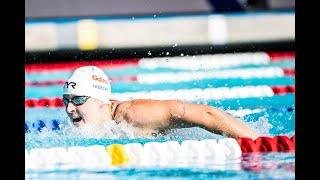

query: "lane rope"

left=25, top=51, right=295, bottom=73
left=25, top=135, right=295, bottom=171
left=26, top=67, right=295, bottom=86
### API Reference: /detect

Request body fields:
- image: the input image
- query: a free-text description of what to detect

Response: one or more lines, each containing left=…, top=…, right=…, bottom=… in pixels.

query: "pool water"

left=25, top=52, right=295, bottom=179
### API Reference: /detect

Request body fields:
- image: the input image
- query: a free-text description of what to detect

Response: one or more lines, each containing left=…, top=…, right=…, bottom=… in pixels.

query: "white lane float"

left=112, top=85, right=274, bottom=101
left=139, top=52, right=271, bottom=70
left=137, top=67, right=286, bottom=84
left=26, top=138, right=242, bottom=171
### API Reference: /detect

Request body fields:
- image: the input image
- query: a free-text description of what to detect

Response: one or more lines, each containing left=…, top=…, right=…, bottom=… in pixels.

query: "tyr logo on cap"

left=64, top=81, right=76, bottom=89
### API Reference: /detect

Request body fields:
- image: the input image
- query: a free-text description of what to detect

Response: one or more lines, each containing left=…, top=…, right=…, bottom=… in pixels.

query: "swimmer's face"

left=63, top=94, right=112, bottom=127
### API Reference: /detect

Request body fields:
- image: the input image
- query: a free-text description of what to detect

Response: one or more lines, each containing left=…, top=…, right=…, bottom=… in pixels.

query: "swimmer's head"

left=63, top=66, right=112, bottom=127
left=63, top=66, right=111, bottom=104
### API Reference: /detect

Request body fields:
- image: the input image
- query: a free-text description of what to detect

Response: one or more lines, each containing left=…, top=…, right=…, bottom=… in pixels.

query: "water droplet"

left=166, top=52, right=170, bottom=55
left=180, top=53, right=184, bottom=56
left=132, top=17, right=135, bottom=20
left=148, top=51, right=152, bottom=55
left=173, top=43, right=178, bottom=47
left=153, top=14, right=157, bottom=18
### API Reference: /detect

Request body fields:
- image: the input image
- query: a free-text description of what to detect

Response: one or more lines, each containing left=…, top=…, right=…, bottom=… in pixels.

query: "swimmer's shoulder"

left=110, top=99, right=133, bottom=108
left=110, top=99, right=132, bottom=118
left=110, top=99, right=154, bottom=117
left=110, top=99, right=148, bottom=122
left=110, top=99, right=124, bottom=112
left=111, top=99, right=155, bottom=107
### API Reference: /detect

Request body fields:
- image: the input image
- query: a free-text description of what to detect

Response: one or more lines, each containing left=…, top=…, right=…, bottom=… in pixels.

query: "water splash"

left=163, top=127, right=224, bottom=141
left=62, top=118, right=155, bottom=139
left=246, top=116, right=273, bottom=136
left=25, top=117, right=156, bottom=149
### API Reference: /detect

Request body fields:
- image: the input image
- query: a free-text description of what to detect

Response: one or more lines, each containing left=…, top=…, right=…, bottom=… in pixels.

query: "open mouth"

left=72, top=116, right=84, bottom=125
left=73, top=117, right=82, bottom=122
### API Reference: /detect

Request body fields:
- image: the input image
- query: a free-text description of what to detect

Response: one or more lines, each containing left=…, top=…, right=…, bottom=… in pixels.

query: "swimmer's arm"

left=167, top=100, right=259, bottom=140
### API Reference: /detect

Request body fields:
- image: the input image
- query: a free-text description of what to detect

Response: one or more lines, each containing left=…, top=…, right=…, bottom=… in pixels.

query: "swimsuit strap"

left=111, top=100, right=122, bottom=120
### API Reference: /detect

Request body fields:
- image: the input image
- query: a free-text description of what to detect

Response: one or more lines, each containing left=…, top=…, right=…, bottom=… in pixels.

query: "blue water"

left=25, top=56, right=295, bottom=179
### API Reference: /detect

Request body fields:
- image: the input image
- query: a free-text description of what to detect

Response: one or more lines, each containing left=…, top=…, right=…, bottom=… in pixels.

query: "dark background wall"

left=25, top=0, right=213, bottom=19
left=26, top=0, right=294, bottom=19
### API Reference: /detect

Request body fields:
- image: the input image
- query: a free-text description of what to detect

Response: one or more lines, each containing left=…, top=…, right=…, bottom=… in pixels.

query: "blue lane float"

left=25, top=119, right=61, bottom=133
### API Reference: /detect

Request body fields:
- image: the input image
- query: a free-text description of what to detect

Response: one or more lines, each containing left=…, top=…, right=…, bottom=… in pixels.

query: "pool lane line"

left=25, top=51, right=295, bottom=73
left=25, top=67, right=295, bottom=86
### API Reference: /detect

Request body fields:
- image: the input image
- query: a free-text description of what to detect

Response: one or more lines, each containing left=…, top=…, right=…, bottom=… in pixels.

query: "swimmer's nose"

left=66, top=102, right=76, bottom=113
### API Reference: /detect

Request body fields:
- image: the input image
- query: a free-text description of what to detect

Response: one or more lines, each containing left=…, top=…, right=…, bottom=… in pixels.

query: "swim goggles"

left=62, top=95, right=90, bottom=106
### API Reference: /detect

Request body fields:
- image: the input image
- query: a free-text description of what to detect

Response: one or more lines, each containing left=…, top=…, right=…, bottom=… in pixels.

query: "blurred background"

left=25, top=0, right=294, bottom=61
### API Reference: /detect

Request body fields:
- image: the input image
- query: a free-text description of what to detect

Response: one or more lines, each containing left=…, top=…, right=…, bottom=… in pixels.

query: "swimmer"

left=63, top=66, right=259, bottom=139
